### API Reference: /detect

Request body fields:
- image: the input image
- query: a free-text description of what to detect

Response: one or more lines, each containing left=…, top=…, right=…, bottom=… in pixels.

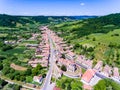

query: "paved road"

left=42, top=28, right=56, bottom=90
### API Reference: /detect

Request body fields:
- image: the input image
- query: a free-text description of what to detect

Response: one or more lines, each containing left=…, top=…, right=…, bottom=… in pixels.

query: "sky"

left=0, top=0, right=120, bottom=16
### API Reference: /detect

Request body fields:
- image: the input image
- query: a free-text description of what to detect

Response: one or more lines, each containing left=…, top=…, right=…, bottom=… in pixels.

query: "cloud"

left=80, top=3, right=85, bottom=6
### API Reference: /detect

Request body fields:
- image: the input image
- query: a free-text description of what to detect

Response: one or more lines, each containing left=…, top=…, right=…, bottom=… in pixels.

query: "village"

left=27, top=26, right=120, bottom=90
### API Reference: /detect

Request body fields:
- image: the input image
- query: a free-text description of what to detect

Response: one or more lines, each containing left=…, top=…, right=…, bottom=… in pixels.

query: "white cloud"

left=80, top=3, right=85, bottom=6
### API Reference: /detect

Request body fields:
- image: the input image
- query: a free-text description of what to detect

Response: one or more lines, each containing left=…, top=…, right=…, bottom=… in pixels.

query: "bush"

left=87, top=47, right=94, bottom=52
left=0, top=79, right=8, bottom=88
left=92, top=37, right=96, bottom=41
left=0, top=55, right=6, bottom=60
left=94, top=79, right=120, bottom=90
left=8, top=84, right=21, bottom=90
left=2, top=45, right=13, bottom=51
left=0, top=63, right=3, bottom=70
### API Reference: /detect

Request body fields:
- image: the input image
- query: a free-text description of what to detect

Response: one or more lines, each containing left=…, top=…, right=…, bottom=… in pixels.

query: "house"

left=81, top=69, right=96, bottom=84
left=113, top=67, right=119, bottom=79
left=76, top=55, right=86, bottom=63
left=84, top=60, right=93, bottom=69
left=102, top=65, right=112, bottom=77
left=57, top=58, right=77, bottom=72
left=67, top=63, right=77, bottom=72
left=33, top=75, right=43, bottom=84
left=36, top=47, right=42, bottom=55
left=111, top=67, right=120, bottom=82
left=94, top=61, right=103, bottom=72
left=65, top=51, right=76, bottom=60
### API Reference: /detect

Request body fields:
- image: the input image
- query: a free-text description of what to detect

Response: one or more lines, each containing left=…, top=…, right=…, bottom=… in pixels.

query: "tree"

left=8, top=84, right=21, bottom=90
left=92, top=37, right=96, bottom=41
left=0, top=63, right=3, bottom=70
left=20, top=76, right=25, bottom=81
left=61, top=53, right=66, bottom=59
left=2, top=45, right=13, bottom=51
left=9, top=74, right=14, bottom=80
left=0, top=79, right=8, bottom=88
left=0, top=55, right=6, bottom=60
left=2, top=66, right=10, bottom=75
left=14, top=75, right=20, bottom=81
left=25, top=69, right=32, bottom=75
left=94, top=79, right=120, bottom=90
left=73, top=43, right=80, bottom=50
left=87, top=47, right=94, bottom=52
left=56, top=76, right=83, bottom=90
left=61, top=65, right=67, bottom=71
left=32, top=64, right=43, bottom=76
left=94, top=80, right=106, bottom=90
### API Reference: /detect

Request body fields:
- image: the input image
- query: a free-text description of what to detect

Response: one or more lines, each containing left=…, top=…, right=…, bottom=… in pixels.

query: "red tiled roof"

left=81, top=69, right=95, bottom=83
left=58, top=58, right=74, bottom=66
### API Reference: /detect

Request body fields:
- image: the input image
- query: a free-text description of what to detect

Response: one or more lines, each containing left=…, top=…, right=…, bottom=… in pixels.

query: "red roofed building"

left=57, top=58, right=76, bottom=72
left=93, top=61, right=103, bottom=72
left=81, top=69, right=96, bottom=83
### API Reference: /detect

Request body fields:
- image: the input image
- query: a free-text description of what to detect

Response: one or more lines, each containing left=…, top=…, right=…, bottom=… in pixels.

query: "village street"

left=40, top=26, right=120, bottom=90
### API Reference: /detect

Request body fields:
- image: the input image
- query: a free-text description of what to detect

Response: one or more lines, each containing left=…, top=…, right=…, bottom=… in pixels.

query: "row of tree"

left=94, top=79, right=120, bottom=90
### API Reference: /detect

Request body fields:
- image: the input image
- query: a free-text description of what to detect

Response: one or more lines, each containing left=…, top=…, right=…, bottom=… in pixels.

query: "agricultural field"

left=0, top=18, right=45, bottom=85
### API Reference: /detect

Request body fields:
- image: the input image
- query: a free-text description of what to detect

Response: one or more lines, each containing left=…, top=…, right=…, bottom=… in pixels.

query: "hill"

left=50, top=13, right=120, bottom=68
left=0, top=14, right=74, bottom=27
left=0, top=14, right=97, bottom=28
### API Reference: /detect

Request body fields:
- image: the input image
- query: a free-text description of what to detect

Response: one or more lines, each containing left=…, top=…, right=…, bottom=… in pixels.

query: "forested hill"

left=0, top=14, right=64, bottom=27
left=51, top=13, right=120, bottom=38
left=0, top=14, right=75, bottom=27
left=0, top=14, right=97, bottom=28
left=0, top=14, right=34, bottom=27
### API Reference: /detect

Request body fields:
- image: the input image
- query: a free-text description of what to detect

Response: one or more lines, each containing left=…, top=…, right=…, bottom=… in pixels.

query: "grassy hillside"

left=50, top=13, right=120, bottom=68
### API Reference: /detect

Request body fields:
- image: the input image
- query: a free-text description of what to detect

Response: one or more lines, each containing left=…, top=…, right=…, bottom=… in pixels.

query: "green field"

left=77, top=29, right=120, bottom=66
